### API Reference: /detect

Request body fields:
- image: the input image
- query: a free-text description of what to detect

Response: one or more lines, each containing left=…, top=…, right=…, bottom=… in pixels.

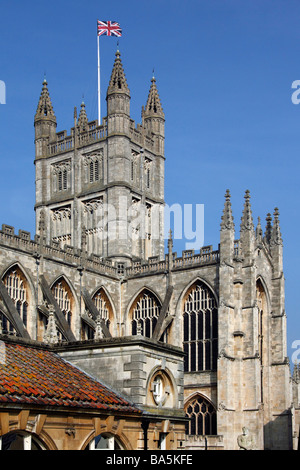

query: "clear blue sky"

left=0, top=0, right=299, bottom=363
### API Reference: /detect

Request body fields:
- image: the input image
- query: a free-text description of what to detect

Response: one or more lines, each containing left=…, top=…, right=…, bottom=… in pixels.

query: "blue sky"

left=0, top=0, right=299, bottom=363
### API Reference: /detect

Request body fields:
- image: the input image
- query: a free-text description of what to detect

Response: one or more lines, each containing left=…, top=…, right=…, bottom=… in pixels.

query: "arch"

left=1, top=262, right=36, bottom=301
left=180, top=278, right=218, bottom=372
left=0, top=430, right=49, bottom=450
left=176, top=276, right=219, bottom=313
left=146, top=365, right=178, bottom=408
left=50, top=275, right=78, bottom=336
left=126, top=287, right=162, bottom=339
left=256, top=275, right=271, bottom=313
left=82, top=429, right=132, bottom=451
left=184, top=393, right=217, bottom=436
left=1, top=263, right=36, bottom=335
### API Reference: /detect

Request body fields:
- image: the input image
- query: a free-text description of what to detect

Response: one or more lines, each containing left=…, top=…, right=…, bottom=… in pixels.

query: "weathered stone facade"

left=0, top=50, right=297, bottom=450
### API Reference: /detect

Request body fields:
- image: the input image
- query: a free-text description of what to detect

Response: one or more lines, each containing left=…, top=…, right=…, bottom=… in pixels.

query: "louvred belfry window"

left=183, top=282, right=218, bottom=372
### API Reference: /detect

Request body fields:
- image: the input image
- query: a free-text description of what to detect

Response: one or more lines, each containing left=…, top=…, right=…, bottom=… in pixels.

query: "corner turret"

left=34, top=78, right=57, bottom=159
left=142, top=74, right=165, bottom=155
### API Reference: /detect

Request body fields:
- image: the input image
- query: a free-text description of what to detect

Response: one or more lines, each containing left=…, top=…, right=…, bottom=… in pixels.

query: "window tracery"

left=185, top=395, right=217, bottom=436
left=3, top=267, right=29, bottom=329
left=131, top=290, right=161, bottom=339
left=183, top=282, right=218, bottom=372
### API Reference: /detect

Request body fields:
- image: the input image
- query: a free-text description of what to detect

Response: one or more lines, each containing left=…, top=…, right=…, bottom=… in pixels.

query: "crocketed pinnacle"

left=264, top=213, right=272, bottom=245
left=35, top=78, right=56, bottom=120
left=220, top=189, right=234, bottom=230
left=78, top=100, right=88, bottom=130
left=144, top=75, right=164, bottom=118
left=240, top=190, right=254, bottom=232
left=107, top=50, right=130, bottom=96
left=270, top=207, right=283, bottom=246
left=256, top=216, right=263, bottom=241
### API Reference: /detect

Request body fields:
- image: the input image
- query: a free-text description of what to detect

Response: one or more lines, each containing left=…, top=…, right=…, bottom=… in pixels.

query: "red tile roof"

left=0, top=339, right=141, bottom=414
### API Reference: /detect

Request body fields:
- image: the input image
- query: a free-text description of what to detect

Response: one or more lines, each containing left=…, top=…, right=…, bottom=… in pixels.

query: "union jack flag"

left=97, top=20, right=122, bottom=37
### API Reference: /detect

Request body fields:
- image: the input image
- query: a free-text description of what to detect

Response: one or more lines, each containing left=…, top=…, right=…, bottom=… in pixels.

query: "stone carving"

left=237, top=427, right=255, bottom=450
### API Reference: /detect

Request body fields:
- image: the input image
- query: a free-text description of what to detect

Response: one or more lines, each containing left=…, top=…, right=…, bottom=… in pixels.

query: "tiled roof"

left=0, top=339, right=141, bottom=414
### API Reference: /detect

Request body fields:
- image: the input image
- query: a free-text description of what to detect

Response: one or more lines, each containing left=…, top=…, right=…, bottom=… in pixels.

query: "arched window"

left=92, top=289, right=112, bottom=331
left=185, top=395, right=217, bottom=436
left=87, top=433, right=123, bottom=450
left=0, top=312, right=14, bottom=335
left=256, top=279, right=268, bottom=403
left=52, top=278, right=74, bottom=331
left=3, top=266, right=30, bottom=328
left=183, top=282, right=218, bottom=372
left=1, top=431, right=45, bottom=450
left=131, top=290, right=161, bottom=339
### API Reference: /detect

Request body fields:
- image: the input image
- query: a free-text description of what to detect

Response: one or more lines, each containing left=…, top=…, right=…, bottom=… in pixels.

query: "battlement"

left=0, top=224, right=221, bottom=279
left=47, top=116, right=158, bottom=158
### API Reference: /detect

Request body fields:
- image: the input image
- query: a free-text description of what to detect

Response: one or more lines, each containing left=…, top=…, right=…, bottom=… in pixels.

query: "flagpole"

left=97, top=33, right=101, bottom=125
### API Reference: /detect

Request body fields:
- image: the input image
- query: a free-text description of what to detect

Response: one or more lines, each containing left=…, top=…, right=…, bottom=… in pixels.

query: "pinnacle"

left=144, top=74, right=164, bottom=118
left=240, top=189, right=254, bottom=232
left=270, top=207, right=283, bottom=246
left=78, top=100, right=88, bottom=129
left=220, top=189, right=234, bottom=231
left=35, top=78, right=56, bottom=120
left=107, top=50, right=130, bottom=96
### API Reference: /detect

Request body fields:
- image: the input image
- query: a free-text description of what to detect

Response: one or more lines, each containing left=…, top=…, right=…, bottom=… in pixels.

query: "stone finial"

left=220, top=189, right=234, bottom=231
left=264, top=213, right=272, bottom=245
left=240, top=190, right=254, bottom=232
left=78, top=100, right=88, bottom=130
left=35, top=78, right=56, bottom=121
left=256, top=216, right=263, bottom=241
left=44, top=305, right=58, bottom=344
left=270, top=207, right=283, bottom=246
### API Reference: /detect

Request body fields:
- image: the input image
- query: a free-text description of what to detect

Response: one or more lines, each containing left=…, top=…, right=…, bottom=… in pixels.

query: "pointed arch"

left=92, top=287, right=114, bottom=332
left=184, top=393, right=217, bottom=436
left=179, top=278, right=218, bottom=372
left=127, top=287, right=162, bottom=339
left=50, top=275, right=77, bottom=333
left=1, top=263, right=35, bottom=334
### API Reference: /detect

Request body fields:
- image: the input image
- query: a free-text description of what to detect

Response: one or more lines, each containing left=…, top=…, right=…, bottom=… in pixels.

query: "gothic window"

left=185, top=395, right=217, bottom=436
left=52, top=160, right=70, bottom=192
left=51, top=206, right=72, bottom=245
left=144, top=157, right=152, bottom=190
left=3, top=266, right=30, bottom=328
left=131, top=290, right=161, bottom=339
left=84, top=153, right=102, bottom=184
left=183, top=282, right=218, bottom=372
left=0, top=312, right=14, bottom=335
left=92, top=289, right=112, bottom=332
left=52, top=278, right=74, bottom=329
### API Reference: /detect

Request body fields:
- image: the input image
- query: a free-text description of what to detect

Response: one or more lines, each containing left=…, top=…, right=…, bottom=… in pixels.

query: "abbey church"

left=0, top=50, right=299, bottom=451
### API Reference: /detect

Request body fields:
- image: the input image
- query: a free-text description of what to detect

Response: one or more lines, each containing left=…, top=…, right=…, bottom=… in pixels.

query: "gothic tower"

left=34, top=51, right=165, bottom=265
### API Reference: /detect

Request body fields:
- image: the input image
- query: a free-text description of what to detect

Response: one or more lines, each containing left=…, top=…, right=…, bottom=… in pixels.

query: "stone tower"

left=34, top=51, right=165, bottom=264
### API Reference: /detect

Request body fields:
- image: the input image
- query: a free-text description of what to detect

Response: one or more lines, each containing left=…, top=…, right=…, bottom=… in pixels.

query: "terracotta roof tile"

left=0, top=340, right=141, bottom=414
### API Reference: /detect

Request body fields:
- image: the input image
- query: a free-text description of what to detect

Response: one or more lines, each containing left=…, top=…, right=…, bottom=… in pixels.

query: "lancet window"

left=92, top=289, right=112, bottom=331
left=183, top=282, right=218, bottom=372
left=52, top=278, right=73, bottom=328
left=131, top=290, right=161, bottom=339
left=185, top=395, right=217, bottom=436
left=3, top=267, right=29, bottom=328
